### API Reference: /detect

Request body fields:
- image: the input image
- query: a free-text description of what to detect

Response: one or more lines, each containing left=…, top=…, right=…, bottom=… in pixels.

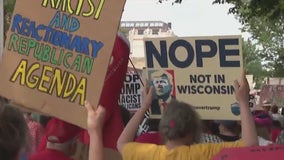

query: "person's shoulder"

left=200, top=133, right=224, bottom=143
left=122, top=142, right=165, bottom=159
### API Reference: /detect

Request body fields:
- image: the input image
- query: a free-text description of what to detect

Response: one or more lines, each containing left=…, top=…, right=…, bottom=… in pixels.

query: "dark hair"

left=159, top=99, right=201, bottom=144
left=0, top=96, right=9, bottom=107
left=147, top=118, right=160, bottom=132
left=272, top=120, right=281, bottom=128
left=271, top=105, right=279, bottom=114
left=0, top=104, right=28, bottom=160
left=39, top=115, right=52, bottom=128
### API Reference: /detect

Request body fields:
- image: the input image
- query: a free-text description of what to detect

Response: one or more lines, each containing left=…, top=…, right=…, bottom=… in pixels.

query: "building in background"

left=120, top=21, right=176, bottom=69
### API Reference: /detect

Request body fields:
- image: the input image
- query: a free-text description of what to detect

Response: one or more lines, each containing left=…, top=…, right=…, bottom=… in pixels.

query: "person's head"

left=159, top=99, right=201, bottom=145
left=202, top=120, right=219, bottom=135
left=39, top=115, right=51, bottom=128
left=23, top=112, right=32, bottom=121
left=0, top=96, right=9, bottom=107
left=150, top=70, right=173, bottom=100
left=271, top=105, right=279, bottom=114
left=262, top=101, right=272, bottom=112
left=254, top=111, right=273, bottom=139
left=215, top=120, right=239, bottom=135
left=45, top=118, right=81, bottom=156
left=254, top=111, right=273, bottom=130
left=0, top=104, right=29, bottom=160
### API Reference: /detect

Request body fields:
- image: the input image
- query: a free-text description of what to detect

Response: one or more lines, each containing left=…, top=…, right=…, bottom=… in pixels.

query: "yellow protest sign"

left=0, top=0, right=126, bottom=128
left=145, top=36, right=243, bottom=120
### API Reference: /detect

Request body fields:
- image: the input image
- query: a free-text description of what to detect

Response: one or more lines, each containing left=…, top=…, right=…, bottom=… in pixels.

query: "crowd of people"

left=0, top=29, right=284, bottom=160
left=1, top=71, right=284, bottom=160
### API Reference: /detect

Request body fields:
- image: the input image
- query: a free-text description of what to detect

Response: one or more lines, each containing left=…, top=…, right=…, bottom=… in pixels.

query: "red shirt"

left=272, top=128, right=282, bottom=142
left=29, top=149, right=73, bottom=160
left=135, top=132, right=161, bottom=145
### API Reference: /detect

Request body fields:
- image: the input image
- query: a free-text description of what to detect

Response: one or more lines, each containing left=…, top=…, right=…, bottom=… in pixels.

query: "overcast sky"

left=121, top=0, right=250, bottom=39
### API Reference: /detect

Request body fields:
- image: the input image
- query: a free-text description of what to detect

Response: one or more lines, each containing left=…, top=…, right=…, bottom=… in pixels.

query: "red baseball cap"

left=46, top=118, right=82, bottom=143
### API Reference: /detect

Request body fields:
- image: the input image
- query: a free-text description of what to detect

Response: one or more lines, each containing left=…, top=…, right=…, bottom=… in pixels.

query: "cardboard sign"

left=119, top=67, right=143, bottom=113
left=145, top=36, right=243, bottom=120
left=0, top=0, right=126, bottom=128
left=259, top=85, right=284, bottom=107
left=212, top=145, right=284, bottom=160
left=267, top=77, right=284, bottom=85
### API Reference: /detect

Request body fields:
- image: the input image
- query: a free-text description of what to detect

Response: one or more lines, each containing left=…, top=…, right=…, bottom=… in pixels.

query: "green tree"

left=213, top=0, right=284, bottom=77
left=4, top=0, right=16, bottom=40
left=242, top=39, right=268, bottom=88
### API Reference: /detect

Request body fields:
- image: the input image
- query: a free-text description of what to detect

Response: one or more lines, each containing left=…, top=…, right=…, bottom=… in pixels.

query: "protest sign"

left=212, top=145, right=284, bottom=160
left=259, top=85, right=284, bottom=107
left=119, top=67, right=143, bottom=113
left=145, top=36, right=243, bottom=120
left=267, top=77, right=284, bottom=85
left=0, top=0, right=126, bottom=128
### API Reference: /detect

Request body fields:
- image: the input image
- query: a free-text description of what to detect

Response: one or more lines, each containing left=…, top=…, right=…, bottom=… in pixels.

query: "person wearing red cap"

left=29, top=118, right=82, bottom=160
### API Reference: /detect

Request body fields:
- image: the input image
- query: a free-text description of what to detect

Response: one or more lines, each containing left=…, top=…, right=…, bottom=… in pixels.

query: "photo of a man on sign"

left=148, top=69, right=176, bottom=117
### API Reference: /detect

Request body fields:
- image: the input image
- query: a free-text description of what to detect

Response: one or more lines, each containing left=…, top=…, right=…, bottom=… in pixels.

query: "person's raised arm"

left=117, top=84, right=154, bottom=154
left=85, top=101, right=106, bottom=160
left=234, top=71, right=258, bottom=146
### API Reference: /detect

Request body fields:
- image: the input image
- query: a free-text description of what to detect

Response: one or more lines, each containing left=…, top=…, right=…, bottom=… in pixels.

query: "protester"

left=0, top=96, right=9, bottom=106
left=135, top=118, right=162, bottom=144
left=23, top=112, right=44, bottom=154
left=29, top=118, right=82, bottom=160
left=0, top=104, right=29, bottom=160
left=270, top=105, right=284, bottom=128
left=215, top=120, right=240, bottom=142
left=276, top=130, right=284, bottom=144
left=271, top=120, right=282, bottom=143
left=253, top=110, right=273, bottom=146
left=85, top=101, right=106, bottom=160
left=72, top=130, right=90, bottom=160
left=117, top=71, right=258, bottom=160
left=200, top=133, right=224, bottom=143
left=262, top=101, right=272, bottom=114
left=200, top=120, right=224, bottom=143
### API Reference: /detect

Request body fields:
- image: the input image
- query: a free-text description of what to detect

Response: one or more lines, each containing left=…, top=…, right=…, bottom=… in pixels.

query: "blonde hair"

left=150, top=70, right=173, bottom=84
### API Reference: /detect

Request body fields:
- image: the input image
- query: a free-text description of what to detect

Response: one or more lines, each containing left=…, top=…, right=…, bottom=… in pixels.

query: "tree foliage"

left=3, top=0, right=16, bottom=40
left=213, top=0, right=284, bottom=23
left=213, top=0, right=284, bottom=77
left=242, top=39, right=268, bottom=88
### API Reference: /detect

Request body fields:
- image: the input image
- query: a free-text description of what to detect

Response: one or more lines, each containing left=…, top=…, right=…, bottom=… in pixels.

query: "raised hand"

left=141, top=80, right=154, bottom=110
left=85, top=101, right=106, bottom=133
left=233, top=70, right=250, bottom=104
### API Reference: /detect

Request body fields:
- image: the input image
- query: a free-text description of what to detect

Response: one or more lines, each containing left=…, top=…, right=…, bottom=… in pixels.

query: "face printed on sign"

left=152, top=77, right=170, bottom=96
